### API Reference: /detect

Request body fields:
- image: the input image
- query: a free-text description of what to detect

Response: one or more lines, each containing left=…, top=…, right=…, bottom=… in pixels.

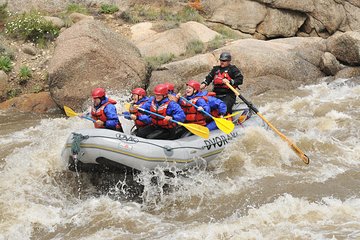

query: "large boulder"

left=132, top=21, right=220, bottom=57
left=0, top=70, right=8, bottom=101
left=205, top=0, right=267, bottom=34
left=0, top=92, right=58, bottom=113
left=150, top=38, right=325, bottom=96
left=48, top=19, right=147, bottom=111
left=257, top=8, right=306, bottom=38
left=327, top=31, right=360, bottom=66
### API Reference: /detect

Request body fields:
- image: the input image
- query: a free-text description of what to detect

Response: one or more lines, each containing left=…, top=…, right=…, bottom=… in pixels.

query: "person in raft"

left=136, top=84, right=186, bottom=140
left=200, top=51, right=243, bottom=114
left=89, top=87, right=123, bottom=132
left=175, top=80, right=210, bottom=137
left=123, top=87, right=151, bottom=135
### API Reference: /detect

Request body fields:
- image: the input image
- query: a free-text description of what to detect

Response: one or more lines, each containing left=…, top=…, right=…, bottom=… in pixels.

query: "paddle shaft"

left=138, top=107, right=181, bottom=125
left=224, top=82, right=310, bottom=164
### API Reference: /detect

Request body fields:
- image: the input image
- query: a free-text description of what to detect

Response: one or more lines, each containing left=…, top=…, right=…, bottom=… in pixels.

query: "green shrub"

left=0, top=2, right=8, bottom=23
left=152, top=21, right=179, bottom=32
left=99, top=4, right=119, bottom=14
left=7, top=88, right=21, bottom=99
left=66, top=3, right=88, bottom=14
left=120, top=4, right=203, bottom=24
left=5, top=11, right=60, bottom=43
left=206, top=35, right=225, bottom=51
left=18, top=65, right=32, bottom=84
left=185, top=40, right=204, bottom=56
left=212, top=24, right=240, bottom=40
left=145, top=53, right=175, bottom=70
left=0, top=55, right=12, bottom=72
left=177, top=6, right=203, bottom=23
left=32, top=85, right=43, bottom=93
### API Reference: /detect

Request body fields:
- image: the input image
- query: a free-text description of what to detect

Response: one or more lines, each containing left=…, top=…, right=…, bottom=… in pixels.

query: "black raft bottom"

left=68, top=157, right=140, bottom=174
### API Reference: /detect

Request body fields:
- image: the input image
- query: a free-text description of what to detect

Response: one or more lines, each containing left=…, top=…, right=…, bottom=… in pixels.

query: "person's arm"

left=196, top=98, right=210, bottom=113
left=229, top=65, right=243, bottom=86
left=201, top=67, right=217, bottom=89
left=104, top=104, right=120, bottom=129
left=216, top=98, right=228, bottom=116
left=168, top=102, right=186, bottom=123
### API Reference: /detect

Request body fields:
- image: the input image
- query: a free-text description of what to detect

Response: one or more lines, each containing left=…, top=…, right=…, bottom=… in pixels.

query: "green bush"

left=206, top=35, right=225, bottom=51
left=120, top=4, right=203, bottom=24
left=0, top=55, right=12, bottom=72
left=99, top=4, right=119, bottom=14
left=66, top=3, right=88, bottom=14
left=5, top=11, right=60, bottom=43
left=7, top=88, right=21, bottom=99
left=145, top=53, right=175, bottom=70
left=185, top=40, right=204, bottom=56
left=0, top=2, right=8, bottom=23
left=18, top=65, right=32, bottom=84
left=212, top=24, right=240, bottom=40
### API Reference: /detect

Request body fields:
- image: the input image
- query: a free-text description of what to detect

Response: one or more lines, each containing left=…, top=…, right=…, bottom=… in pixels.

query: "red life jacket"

left=179, top=97, right=206, bottom=126
left=129, top=101, right=147, bottom=127
left=149, top=99, right=177, bottom=129
left=213, top=70, right=235, bottom=89
left=91, top=98, right=121, bottom=129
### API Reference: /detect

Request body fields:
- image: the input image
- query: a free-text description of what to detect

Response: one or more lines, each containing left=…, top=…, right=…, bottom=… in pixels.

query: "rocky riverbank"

left=0, top=0, right=359, bottom=113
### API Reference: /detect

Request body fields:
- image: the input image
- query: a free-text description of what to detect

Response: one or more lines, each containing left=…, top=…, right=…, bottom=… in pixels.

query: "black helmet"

left=219, top=52, right=231, bottom=61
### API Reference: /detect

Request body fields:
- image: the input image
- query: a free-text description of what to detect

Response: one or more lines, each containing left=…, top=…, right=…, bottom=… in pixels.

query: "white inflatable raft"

left=61, top=103, right=268, bottom=172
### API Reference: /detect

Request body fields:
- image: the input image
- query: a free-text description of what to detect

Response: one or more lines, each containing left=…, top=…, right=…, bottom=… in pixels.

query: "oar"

left=137, top=107, right=209, bottom=139
left=223, top=111, right=241, bottom=119
left=224, top=82, right=310, bottom=164
left=180, top=96, right=235, bottom=134
left=63, top=106, right=95, bottom=122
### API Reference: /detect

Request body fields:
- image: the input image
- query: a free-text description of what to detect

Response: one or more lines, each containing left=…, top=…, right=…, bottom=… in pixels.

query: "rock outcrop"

left=48, top=19, right=147, bottom=111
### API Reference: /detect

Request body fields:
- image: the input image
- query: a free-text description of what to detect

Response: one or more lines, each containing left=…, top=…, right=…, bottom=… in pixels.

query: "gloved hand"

left=123, top=111, right=131, bottom=120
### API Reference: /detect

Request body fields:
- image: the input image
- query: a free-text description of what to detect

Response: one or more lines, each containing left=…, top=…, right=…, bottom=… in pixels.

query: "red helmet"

left=131, top=88, right=146, bottom=97
left=91, top=88, right=105, bottom=99
left=186, top=80, right=200, bottom=91
left=164, top=82, right=175, bottom=92
left=153, top=84, right=168, bottom=95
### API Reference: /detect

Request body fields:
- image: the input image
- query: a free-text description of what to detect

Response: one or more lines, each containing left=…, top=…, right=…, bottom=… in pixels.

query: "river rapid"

left=0, top=78, right=359, bottom=240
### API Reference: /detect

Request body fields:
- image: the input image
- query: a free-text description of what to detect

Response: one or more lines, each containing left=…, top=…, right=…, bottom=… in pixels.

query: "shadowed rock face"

left=48, top=19, right=147, bottom=111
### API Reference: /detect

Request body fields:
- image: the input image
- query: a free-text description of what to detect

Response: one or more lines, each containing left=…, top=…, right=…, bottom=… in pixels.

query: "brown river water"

left=0, top=78, right=359, bottom=239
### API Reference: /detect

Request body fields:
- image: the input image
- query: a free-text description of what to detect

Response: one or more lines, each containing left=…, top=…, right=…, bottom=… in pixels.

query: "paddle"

left=180, top=96, right=235, bottom=134
left=224, top=82, right=310, bottom=164
left=137, top=106, right=210, bottom=139
left=63, top=106, right=95, bottom=122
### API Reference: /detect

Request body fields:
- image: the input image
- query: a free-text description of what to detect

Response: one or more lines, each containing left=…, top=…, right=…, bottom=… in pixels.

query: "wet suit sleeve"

left=203, top=66, right=217, bottom=86
left=167, top=101, right=186, bottom=123
left=229, top=65, right=243, bottom=86
left=104, top=104, right=120, bottom=129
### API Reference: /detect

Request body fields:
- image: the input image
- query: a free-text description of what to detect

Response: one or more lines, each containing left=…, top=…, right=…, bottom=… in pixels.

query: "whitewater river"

left=0, top=78, right=359, bottom=239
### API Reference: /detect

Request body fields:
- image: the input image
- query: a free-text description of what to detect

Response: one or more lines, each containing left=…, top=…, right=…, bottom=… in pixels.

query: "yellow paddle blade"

left=223, top=111, right=241, bottom=119
left=124, top=102, right=131, bottom=111
left=64, top=106, right=79, bottom=117
left=213, top=117, right=235, bottom=134
left=177, top=122, right=210, bottom=139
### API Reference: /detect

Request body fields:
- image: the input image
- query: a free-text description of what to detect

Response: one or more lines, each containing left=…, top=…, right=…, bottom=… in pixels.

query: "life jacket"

left=129, top=98, right=148, bottom=127
left=149, top=99, right=177, bottom=129
left=213, top=69, right=235, bottom=89
left=179, top=96, right=206, bottom=126
left=91, top=98, right=121, bottom=130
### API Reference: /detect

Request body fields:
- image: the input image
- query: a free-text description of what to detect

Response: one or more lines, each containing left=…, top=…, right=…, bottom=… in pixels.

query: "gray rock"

left=327, top=31, right=360, bottom=66
left=21, top=44, right=37, bottom=56
left=319, top=52, right=344, bottom=75
left=48, top=19, right=147, bottom=111
left=0, top=70, right=8, bottom=100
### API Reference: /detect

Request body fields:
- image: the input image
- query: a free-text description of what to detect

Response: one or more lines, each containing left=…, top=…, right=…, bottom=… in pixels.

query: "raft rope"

left=71, top=132, right=89, bottom=156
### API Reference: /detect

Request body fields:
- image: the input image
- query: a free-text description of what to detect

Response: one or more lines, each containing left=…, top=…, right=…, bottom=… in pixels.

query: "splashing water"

left=0, top=78, right=359, bottom=239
